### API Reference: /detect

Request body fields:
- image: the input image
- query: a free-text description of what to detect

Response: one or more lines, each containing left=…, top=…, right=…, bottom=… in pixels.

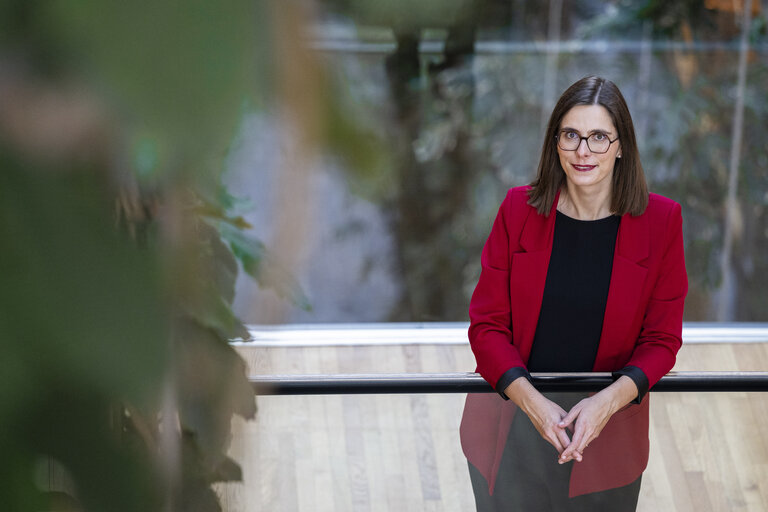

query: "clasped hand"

left=555, top=394, right=615, bottom=464
left=519, top=392, right=618, bottom=464
left=523, top=394, right=614, bottom=464
left=506, top=375, right=636, bottom=465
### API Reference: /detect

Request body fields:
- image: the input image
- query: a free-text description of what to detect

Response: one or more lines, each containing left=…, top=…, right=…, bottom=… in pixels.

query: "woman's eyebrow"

left=560, top=126, right=613, bottom=136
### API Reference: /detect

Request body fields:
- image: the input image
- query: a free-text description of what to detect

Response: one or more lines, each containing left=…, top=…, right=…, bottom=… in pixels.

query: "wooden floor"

left=218, top=342, right=768, bottom=512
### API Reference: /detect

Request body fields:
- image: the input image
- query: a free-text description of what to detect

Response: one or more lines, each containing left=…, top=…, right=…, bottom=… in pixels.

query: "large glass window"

left=227, top=0, right=768, bottom=324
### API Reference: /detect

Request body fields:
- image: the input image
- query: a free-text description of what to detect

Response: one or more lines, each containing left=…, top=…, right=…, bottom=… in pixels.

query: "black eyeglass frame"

left=555, top=130, right=620, bottom=154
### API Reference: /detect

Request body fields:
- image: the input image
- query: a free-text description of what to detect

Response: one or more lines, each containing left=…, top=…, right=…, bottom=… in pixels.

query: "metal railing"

left=250, top=371, right=768, bottom=395
left=235, top=322, right=768, bottom=347
left=241, top=323, right=768, bottom=395
left=307, top=39, right=768, bottom=55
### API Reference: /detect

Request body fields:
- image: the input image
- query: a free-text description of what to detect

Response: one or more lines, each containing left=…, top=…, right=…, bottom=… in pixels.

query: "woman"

left=460, top=76, right=687, bottom=510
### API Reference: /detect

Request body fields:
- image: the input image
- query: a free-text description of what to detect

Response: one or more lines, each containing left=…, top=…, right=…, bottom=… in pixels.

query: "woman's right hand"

left=503, top=377, right=579, bottom=461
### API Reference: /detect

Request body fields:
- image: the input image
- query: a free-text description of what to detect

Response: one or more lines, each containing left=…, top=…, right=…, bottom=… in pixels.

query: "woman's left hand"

left=556, top=375, right=638, bottom=464
left=555, top=394, right=615, bottom=464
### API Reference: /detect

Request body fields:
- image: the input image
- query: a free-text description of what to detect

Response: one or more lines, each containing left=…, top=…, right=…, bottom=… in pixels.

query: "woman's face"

left=556, top=105, right=621, bottom=195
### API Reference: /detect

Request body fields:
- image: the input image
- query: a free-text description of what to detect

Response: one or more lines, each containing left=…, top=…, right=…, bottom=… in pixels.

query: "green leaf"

left=196, top=221, right=240, bottom=308
left=217, top=222, right=312, bottom=311
left=175, top=318, right=256, bottom=465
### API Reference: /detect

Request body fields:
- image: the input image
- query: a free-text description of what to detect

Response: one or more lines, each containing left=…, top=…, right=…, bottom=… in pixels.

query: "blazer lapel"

left=509, top=191, right=559, bottom=363
left=593, top=210, right=650, bottom=370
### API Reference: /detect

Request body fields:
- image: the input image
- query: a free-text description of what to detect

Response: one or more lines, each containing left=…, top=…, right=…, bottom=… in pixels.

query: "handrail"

left=307, top=39, right=768, bottom=56
left=250, top=372, right=768, bottom=395
left=234, top=322, right=768, bottom=347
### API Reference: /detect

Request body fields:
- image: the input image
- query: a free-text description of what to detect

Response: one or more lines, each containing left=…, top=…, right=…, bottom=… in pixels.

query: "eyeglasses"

left=556, top=129, right=619, bottom=154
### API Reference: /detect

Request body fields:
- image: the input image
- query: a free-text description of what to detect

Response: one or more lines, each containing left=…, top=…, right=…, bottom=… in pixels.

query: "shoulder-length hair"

left=527, top=75, right=648, bottom=216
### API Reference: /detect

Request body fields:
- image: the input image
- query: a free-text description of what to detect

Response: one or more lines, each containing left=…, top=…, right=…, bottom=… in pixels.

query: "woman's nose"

left=576, top=138, right=591, bottom=156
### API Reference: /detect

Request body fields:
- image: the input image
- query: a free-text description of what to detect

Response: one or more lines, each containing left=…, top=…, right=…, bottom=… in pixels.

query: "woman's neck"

left=557, top=185, right=613, bottom=220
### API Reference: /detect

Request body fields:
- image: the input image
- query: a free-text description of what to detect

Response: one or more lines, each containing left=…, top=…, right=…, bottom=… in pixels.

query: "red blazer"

left=460, top=186, right=688, bottom=497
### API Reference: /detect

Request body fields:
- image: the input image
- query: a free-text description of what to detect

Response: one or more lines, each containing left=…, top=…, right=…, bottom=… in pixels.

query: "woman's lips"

left=572, top=164, right=596, bottom=172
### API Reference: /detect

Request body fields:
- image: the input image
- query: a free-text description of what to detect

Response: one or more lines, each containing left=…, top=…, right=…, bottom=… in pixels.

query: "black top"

left=527, top=211, right=619, bottom=371
left=496, top=211, right=648, bottom=402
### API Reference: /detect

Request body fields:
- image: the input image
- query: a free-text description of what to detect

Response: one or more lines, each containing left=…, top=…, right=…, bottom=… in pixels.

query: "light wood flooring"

left=218, top=342, right=768, bottom=511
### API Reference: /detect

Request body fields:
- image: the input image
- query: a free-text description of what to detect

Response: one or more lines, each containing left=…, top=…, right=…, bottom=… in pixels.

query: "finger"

left=558, top=443, right=576, bottom=463
left=577, top=433, right=590, bottom=454
left=568, top=426, right=585, bottom=454
left=556, top=428, right=572, bottom=454
left=578, top=427, right=600, bottom=454
left=559, top=443, right=583, bottom=463
left=561, top=424, right=586, bottom=462
left=546, top=431, right=564, bottom=454
left=566, top=434, right=584, bottom=462
left=559, top=448, right=581, bottom=464
left=558, top=407, right=580, bottom=429
left=534, top=422, right=564, bottom=454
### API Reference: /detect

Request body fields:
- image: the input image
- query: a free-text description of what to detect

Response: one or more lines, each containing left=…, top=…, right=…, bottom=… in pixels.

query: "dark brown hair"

left=527, top=75, right=648, bottom=216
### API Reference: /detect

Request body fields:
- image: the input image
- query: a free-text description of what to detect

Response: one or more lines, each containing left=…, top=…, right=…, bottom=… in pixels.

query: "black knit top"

left=496, top=211, right=648, bottom=401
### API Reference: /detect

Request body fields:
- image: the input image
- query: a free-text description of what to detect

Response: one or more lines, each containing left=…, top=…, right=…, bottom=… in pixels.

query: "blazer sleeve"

left=625, top=201, right=688, bottom=388
left=468, top=190, right=528, bottom=390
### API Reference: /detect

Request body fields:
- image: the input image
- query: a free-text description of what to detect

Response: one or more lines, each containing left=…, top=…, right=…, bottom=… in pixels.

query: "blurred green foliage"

left=0, top=0, right=284, bottom=511
left=0, top=159, right=168, bottom=512
left=48, top=0, right=258, bottom=180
